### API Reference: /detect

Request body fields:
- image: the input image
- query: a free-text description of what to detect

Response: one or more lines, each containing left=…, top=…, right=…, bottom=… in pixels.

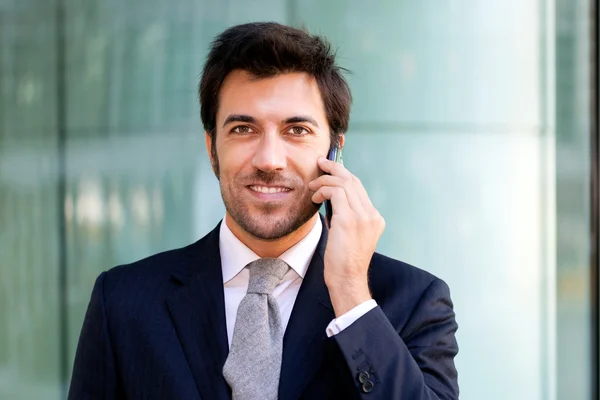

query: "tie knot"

left=246, top=258, right=290, bottom=295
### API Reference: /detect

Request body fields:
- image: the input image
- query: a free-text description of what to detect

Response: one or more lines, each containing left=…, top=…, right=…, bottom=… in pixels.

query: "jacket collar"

left=167, top=215, right=334, bottom=400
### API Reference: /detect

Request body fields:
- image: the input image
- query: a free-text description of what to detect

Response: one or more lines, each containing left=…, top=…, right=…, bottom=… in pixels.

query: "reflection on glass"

left=0, top=0, right=594, bottom=399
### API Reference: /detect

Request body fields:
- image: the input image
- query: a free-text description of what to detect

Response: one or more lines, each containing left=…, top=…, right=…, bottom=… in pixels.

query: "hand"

left=309, top=157, right=386, bottom=316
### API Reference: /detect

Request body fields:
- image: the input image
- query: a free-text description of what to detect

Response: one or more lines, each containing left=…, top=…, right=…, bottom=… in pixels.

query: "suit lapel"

left=166, top=223, right=231, bottom=400
left=279, top=220, right=335, bottom=400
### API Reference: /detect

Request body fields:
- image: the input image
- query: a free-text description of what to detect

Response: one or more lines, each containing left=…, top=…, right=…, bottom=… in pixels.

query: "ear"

left=205, top=131, right=213, bottom=160
left=338, top=133, right=345, bottom=149
left=205, top=131, right=219, bottom=177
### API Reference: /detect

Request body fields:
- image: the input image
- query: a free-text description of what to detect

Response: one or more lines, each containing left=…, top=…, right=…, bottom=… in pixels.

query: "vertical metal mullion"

left=590, top=0, right=599, bottom=399
left=55, top=0, right=68, bottom=397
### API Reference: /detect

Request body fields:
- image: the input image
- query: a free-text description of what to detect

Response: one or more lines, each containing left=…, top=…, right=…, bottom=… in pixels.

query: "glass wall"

left=0, top=0, right=595, bottom=399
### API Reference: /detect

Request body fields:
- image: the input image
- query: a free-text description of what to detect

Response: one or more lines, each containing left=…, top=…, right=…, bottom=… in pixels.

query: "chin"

left=230, top=204, right=320, bottom=241
left=243, top=214, right=300, bottom=241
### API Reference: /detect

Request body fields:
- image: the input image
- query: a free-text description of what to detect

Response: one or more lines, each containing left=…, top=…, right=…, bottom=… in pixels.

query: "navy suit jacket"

left=69, top=218, right=459, bottom=399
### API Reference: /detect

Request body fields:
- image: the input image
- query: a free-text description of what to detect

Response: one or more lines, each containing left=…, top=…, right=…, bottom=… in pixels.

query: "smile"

left=248, top=185, right=291, bottom=194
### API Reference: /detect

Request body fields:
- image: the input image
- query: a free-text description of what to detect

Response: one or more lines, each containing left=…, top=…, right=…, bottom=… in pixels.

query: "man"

left=69, top=22, right=459, bottom=399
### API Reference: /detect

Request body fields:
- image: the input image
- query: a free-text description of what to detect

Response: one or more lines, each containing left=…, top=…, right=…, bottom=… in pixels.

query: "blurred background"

left=0, top=0, right=598, bottom=399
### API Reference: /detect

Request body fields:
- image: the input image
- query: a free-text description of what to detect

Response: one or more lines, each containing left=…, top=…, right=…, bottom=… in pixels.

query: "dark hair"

left=199, top=22, right=352, bottom=152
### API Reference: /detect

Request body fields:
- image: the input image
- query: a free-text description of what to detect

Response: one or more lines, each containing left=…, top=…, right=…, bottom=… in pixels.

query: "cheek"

left=218, top=143, right=253, bottom=175
left=287, top=151, right=322, bottom=182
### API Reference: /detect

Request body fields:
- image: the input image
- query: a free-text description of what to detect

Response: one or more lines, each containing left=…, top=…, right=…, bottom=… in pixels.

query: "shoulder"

left=99, top=224, right=220, bottom=296
left=97, top=229, right=217, bottom=304
left=103, top=245, right=187, bottom=285
left=369, top=252, right=441, bottom=288
left=368, top=252, right=452, bottom=312
left=84, top=240, right=211, bottom=328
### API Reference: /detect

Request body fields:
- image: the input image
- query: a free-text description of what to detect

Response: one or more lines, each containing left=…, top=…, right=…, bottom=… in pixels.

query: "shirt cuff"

left=325, top=299, right=378, bottom=337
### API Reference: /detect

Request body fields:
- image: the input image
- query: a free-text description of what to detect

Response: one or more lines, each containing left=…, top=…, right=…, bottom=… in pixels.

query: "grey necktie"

left=223, top=258, right=290, bottom=400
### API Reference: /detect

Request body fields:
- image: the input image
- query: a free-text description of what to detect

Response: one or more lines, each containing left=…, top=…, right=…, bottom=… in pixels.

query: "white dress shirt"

left=219, top=217, right=377, bottom=347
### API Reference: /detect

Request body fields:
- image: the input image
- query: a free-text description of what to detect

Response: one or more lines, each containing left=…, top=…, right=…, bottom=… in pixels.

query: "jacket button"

left=362, top=380, right=375, bottom=393
left=357, top=371, right=370, bottom=383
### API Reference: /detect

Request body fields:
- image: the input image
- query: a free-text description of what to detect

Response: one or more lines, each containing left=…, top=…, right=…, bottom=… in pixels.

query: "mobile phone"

left=324, top=145, right=343, bottom=228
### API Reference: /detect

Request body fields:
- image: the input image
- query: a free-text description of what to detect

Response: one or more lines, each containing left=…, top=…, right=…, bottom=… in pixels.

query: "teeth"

left=250, top=186, right=289, bottom=194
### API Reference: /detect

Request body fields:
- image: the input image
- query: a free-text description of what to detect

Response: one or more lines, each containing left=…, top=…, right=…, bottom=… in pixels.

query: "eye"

left=231, top=125, right=254, bottom=134
left=287, top=126, right=310, bottom=136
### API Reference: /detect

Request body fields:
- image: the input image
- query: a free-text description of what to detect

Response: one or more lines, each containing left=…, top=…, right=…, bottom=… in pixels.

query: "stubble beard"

left=212, top=150, right=320, bottom=240
left=220, top=181, right=320, bottom=240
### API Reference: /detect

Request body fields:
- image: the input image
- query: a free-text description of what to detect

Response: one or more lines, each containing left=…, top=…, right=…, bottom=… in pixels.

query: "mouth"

left=247, top=185, right=292, bottom=194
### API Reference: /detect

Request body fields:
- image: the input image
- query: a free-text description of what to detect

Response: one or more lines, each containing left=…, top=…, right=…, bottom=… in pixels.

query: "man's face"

left=207, top=70, right=331, bottom=240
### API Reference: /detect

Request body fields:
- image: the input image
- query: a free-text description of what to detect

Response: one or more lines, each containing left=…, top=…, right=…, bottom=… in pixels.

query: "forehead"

left=217, top=70, right=327, bottom=125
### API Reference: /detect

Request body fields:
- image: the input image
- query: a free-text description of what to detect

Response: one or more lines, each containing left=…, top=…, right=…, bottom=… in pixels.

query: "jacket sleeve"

left=68, top=271, right=119, bottom=399
left=332, top=278, right=459, bottom=399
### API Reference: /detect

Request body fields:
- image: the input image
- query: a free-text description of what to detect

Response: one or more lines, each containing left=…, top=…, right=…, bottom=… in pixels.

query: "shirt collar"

left=219, top=216, right=323, bottom=284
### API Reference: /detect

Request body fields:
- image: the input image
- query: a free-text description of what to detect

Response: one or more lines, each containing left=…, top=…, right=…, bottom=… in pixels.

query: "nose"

left=251, top=132, right=287, bottom=172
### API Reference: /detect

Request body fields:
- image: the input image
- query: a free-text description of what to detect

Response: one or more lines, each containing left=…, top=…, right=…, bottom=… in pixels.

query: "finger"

left=311, top=186, right=353, bottom=217
left=308, top=174, right=342, bottom=192
left=317, top=172, right=375, bottom=214
left=309, top=175, right=365, bottom=213
left=350, top=175, right=377, bottom=212
left=316, top=157, right=378, bottom=214
left=317, top=157, right=353, bottom=180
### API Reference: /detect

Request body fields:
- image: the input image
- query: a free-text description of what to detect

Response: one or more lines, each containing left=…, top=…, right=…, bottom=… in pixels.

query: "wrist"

left=326, top=277, right=372, bottom=317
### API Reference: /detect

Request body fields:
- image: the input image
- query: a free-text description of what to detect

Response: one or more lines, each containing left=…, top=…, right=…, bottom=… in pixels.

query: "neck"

left=225, top=213, right=319, bottom=258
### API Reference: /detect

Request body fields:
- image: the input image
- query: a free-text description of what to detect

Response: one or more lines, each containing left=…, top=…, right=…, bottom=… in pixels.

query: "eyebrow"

left=283, top=116, right=319, bottom=127
left=222, top=114, right=256, bottom=127
left=222, top=114, right=320, bottom=128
